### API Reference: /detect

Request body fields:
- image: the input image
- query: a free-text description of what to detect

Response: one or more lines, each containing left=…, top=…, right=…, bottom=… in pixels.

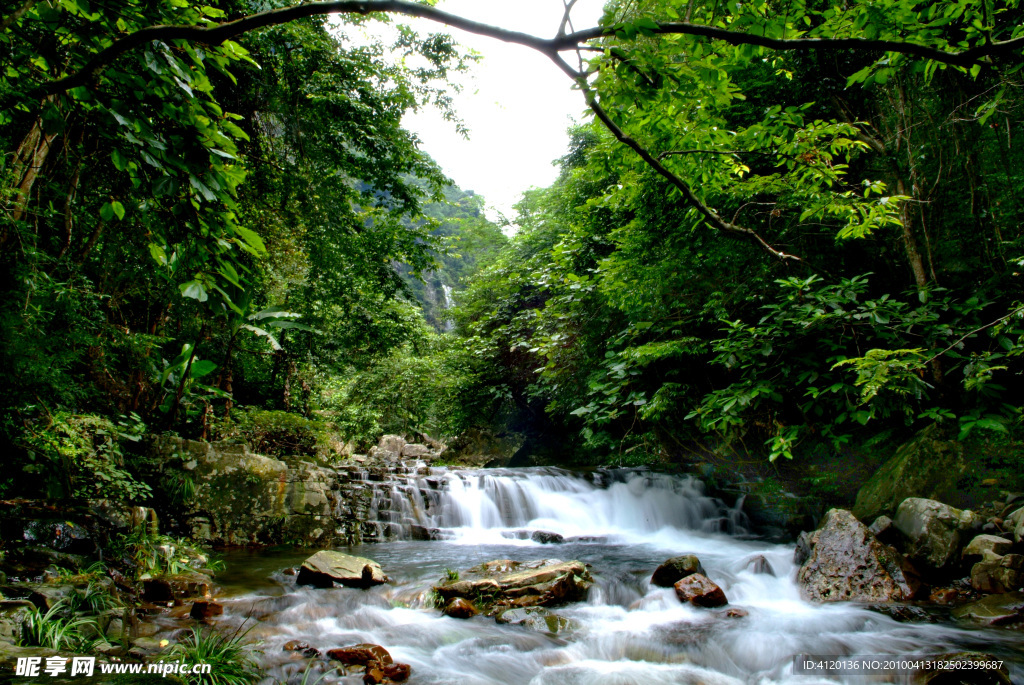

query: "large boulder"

left=296, top=551, right=387, bottom=589
left=651, top=555, right=705, bottom=588
left=970, top=554, right=1023, bottom=594
left=433, top=559, right=591, bottom=612
left=853, top=426, right=968, bottom=521
left=797, top=509, right=921, bottom=602
left=892, top=498, right=980, bottom=572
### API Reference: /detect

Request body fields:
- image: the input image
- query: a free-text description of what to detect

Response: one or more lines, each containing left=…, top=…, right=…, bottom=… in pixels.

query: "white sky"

left=395, top=0, right=608, bottom=222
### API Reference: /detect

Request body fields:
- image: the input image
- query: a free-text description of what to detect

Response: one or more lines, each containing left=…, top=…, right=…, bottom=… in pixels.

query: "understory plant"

left=170, top=625, right=262, bottom=685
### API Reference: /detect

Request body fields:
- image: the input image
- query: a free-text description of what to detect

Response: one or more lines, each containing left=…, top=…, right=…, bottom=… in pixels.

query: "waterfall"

left=356, top=467, right=747, bottom=544
left=439, top=283, right=454, bottom=332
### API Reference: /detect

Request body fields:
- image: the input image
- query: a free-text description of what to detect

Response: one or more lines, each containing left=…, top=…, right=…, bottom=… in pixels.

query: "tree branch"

left=18, top=0, right=1023, bottom=101
left=0, top=0, right=36, bottom=32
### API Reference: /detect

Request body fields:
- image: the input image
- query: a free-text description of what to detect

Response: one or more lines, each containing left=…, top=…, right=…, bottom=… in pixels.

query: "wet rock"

left=651, top=555, right=705, bottom=588
left=673, top=573, right=728, bottom=608
left=434, top=559, right=591, bottom=612
left=22, top=520, right=95, bottom=555
left=283, top=640, right=310, bottom=652
left=188, top=600, right=223, bottom=620
left=495, top=606, right=576, bottom=634
left=951, top=591, right=1024, bottom=625
left=797, top=508, right=922, bottom=602
left=26, top=585, right=73, bottom=611
left=929, top=587, right=959, bottom=604
left=745, top=555, right=776, bottom=576
left=913, top=652, right=1011, bottom=685
left=893, top=498, right=980, bottom=573
left=970, top=554, right=1023, bottom=594
left=794, top=530, right=813, bottom=565
left=868, top=604, right=934, bottom=623
left=296, top=551, right=387, bottom=589
left=364, top=661, right=411, bottom=684
left=531, top=530, right=564, bottom=545
left=853, top=425, right=968, bottom=522
left=327, top=643, right=393, bottom=666
left=142, top=572, right=212, bottom=605
left=724, top=608, right=749, bottom=618
left=962, top=534, right=1013, bottom=563
left=442, top=598, right=477, bottom=619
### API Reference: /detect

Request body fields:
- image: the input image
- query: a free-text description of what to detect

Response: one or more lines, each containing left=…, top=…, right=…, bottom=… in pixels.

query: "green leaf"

left=179, top=280, right=209, bottom=302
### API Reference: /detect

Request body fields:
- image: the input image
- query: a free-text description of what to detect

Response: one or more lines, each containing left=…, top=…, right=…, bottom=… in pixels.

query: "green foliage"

left=17, top=412, right=151, bottom=501
left=169, top=626, right=262, bottom=685
left=18, top=601, right=103, bottom=652
left=111, top=525, right=208, bottom=580
left=219, top=409, right=333, bottom=460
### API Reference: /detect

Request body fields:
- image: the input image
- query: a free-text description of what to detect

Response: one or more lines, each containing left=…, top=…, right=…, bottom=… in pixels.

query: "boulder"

left=868, top=516, right=900, bottom=545
left=26, top=585, right=74, bottom=611
left=401, top=443, right=430, bottom=458
left=962, top=535, right=1013, bottom=563
left=893, top=498, right=980, bottom=572
left=853, top=425, right=968, bottom=521
left=530, top=531, right=564, bottom=545
left=296, top=551, right=387, bottom=589
left=433, top=559, right=591, bottom=612
left=673, top=573, right=728, bottom=607
left=142, top=572, right=212, bottom=605
left=797, top=509, right=921, bottom=602
left=970, top=554, right=1023, bottom=594
left=495, top=606, right=575, bottom=634
left=951, top=591, right=1024, bottom=625
left=378, top=435, right=406, bottom=454
left=326, top=643, right=393, bottom=666
left=189, top=600, right=223, bottom=620
left=442, top=598, right=477, bottom=619
left=651, top=555, right=705, bottom=588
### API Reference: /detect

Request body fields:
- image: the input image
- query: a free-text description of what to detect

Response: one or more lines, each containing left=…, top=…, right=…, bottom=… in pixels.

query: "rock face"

left=296, top=551, right=387, bottom=589
left=797, top=509, right=921, bottom=602
left=970, top=554, right=1023, bottom=594
left=892, top=498, right=979, bottom=572
left=673, top=573, right=728, bottom=607
left=651, top=555, right=706, bottom=588
left=433, top=559, right=591, bottom=612
left=853, top=426, right=968, bottom=521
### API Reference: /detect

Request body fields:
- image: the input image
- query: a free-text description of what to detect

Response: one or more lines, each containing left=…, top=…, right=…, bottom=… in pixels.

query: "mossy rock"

left=853, top=425, right=968, bottom=522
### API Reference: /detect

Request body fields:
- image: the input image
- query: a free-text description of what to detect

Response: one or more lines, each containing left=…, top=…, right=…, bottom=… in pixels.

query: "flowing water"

left=196, top=468, right=1022, bottom=684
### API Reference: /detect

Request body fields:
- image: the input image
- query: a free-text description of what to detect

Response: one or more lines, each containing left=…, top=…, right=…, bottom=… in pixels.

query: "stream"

left=183, top=468, right=1023, bottom=684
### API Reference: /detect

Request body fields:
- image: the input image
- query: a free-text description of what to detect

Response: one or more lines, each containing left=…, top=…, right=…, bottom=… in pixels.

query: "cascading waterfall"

left=202, top=467, right=1022, bottom=685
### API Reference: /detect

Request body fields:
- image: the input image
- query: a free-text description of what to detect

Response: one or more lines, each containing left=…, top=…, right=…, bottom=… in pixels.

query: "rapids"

left=199, top=468, right=1022, bottom=684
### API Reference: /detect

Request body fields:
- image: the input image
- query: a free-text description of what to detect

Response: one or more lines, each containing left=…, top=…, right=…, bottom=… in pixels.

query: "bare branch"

left=558, top=0, right=579, bottom=38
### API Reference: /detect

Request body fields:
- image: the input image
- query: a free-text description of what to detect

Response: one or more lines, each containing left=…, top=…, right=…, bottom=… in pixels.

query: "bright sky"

left=396, top=0, right=607, bottom=222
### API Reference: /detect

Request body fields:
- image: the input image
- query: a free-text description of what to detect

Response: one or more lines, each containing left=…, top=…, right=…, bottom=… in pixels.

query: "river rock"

left=962, top=534, right=1013, bottom=563
left=189, top=600, right=223, bottom=620
left=433, top=559, right=591, bottom=611
left=651, top=555, right=705, bottom=587
left=673, top=573, right=728, bottom=607
left=531, top=530, right=564, bottom=544
left=442, top=598, right=477, bottom=619
left=853, top=425, right=968, bottom=521
left=913, top=652, right=1011, bottom=685
left=365, top=662, right=411, bottom=684
left=327, top=643, right=393, bottom=666
left=296, top=551, right=387, bottom=589
left=893, top=498, right=980, bottom=572
left=745, top=555, right=776, bottom=576
left=1007, top=506, right=1024, bottom=543
left=142, top=572, right=212, bottom=605
left=868, top=515, right=900, bottom=545
left=970, top=554, right=1024, bottom=594
left=495, top=606, right=576, bottom=634
left=26, top=585, right=74, bottom=611
left=797, top=508, right=922, bottom=602
left=951, top=591, right=1024, bottom=625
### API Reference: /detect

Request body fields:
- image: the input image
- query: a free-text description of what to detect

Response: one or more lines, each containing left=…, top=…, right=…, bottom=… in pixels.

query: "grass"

left=17, top=600, right=104, bottom=652
left=169, top=625, right=262, bottom=685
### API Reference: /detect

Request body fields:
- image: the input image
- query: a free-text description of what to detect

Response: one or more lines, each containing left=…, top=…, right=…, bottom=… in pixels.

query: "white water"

left=210, top=469, right=1023, bottom=685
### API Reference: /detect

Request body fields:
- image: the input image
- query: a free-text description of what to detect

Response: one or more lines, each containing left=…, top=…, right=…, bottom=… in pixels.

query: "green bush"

left=218, top=409, right=334, bottom=459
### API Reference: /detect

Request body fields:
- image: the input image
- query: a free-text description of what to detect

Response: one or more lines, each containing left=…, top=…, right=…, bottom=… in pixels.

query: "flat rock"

left=651, top=555, right=705, bottom=588
left=296, top=551, right=387, bottom=589
left=327, top=643, right=393, bottom=666
left=434, top=559, right=591, bottom=611
left=797, top=509, right=921, bottom=602
left=962, top=534, right=1013, bottom=562
left=495, top=606, right=576, bottom=634
left=674, top=573, right=728, bottom=607
left=893, top=498, right=979, bottom=572
left=952, top=591, right=1024, bottom=625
